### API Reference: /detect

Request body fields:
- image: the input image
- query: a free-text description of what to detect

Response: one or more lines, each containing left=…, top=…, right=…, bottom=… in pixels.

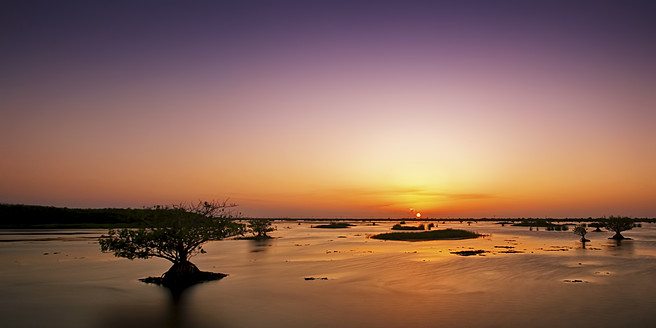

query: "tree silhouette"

left=588, top=222, right=604, bottom=232
left=602, top=216, right=634, bottom=240
left=573, top=226, right=590, bottom=242
left=247, top=219, right=275, bottom=239
left=99, top=200, right=245, bottom=288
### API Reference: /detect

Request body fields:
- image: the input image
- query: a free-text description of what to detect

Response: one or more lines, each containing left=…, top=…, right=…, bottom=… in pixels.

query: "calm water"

left=1, top=222, right=656, bottom=328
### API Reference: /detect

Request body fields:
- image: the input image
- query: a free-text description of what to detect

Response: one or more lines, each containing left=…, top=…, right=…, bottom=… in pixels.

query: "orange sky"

left=1, top=1, right=655, bottom=218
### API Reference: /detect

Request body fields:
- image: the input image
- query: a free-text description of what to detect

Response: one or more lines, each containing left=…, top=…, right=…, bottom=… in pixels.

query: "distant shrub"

left=246, top=219, right=276, bottom=239
left=589, top=222, right=604, bottom=232
left=573, top=226, right=589, bottom=242
left=602, top=216, right=634, bottom=239
left=391, top=224, right=425, bottom=231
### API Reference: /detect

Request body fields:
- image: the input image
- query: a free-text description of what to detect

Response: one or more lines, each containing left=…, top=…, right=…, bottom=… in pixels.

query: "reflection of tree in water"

left=604, top=238, right=635, bottom=256
left=249, top=238, right=274, bottom=253
left=97, top=276, right=218, bottom=328
left=163, top=285, right=195, bottom=328
left=103, top=287, right=200, bottom=328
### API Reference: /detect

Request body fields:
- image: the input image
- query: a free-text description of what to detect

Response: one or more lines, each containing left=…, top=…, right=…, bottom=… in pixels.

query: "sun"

left=416, top=212, right=422, bottom=218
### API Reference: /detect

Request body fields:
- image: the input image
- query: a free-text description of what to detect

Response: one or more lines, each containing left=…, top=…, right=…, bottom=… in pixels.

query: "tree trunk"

left=162, top=261, right=201, bottom=286
left=610, top=232, right=625, bottom=239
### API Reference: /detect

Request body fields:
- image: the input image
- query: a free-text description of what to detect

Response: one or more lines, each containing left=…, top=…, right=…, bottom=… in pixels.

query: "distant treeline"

left=273, top=217, right=656, bottom=223
left=0, top=204, right=154, bottom=228
left=1, top=203, right=654, bottom=228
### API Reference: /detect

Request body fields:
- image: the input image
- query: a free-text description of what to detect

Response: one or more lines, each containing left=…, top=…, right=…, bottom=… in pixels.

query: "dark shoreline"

left=2, top=203, right=655, bottom=229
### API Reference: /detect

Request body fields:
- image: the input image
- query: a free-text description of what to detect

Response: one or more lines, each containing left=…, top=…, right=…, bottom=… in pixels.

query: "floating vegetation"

left=304, top=277, right=328, bottom=281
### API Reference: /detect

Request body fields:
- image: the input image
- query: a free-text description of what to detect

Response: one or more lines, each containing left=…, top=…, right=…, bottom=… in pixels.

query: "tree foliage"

left=602, top=216, right=634, bottom=240
left=99, top=200, right=245, bottom=264
left=573, top=226, right=587, bottom=237
left=573, top=226, right=589, bottom=242
left=247, top=219, right=275, bottom=239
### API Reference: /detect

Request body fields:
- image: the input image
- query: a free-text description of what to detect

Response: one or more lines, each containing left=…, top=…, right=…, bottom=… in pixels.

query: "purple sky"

left=2, top=1, right=655, bottom=218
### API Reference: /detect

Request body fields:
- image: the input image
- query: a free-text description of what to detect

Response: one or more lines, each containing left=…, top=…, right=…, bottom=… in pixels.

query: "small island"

left=370, top=229, right=481, bottom=241
left=312, top=222, right=355, bottom=229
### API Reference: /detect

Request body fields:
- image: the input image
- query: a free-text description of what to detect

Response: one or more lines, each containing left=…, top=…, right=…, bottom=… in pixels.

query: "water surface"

left=1, top=222, right=655, bottom=327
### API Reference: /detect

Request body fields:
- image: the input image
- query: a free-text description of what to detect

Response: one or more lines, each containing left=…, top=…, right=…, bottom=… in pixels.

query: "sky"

left=1, top=0, right=655, bottom=218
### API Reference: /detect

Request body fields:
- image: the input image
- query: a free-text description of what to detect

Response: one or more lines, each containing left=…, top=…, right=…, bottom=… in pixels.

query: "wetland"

left=2, top=221, right=656, bottom=327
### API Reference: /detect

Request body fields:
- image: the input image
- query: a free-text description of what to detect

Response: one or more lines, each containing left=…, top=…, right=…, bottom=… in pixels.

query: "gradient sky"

left=2, top=0, right=655, bottom=218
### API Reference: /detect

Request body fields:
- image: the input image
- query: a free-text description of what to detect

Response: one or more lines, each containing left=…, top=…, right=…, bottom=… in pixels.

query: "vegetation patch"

left=312, top=222, right=355, bottom=229
left=512, top=219, right=568, bottom=229
left=563, top=279, right=588, bottom=283
left=391, top=224, right=425, bottom=230
left=370, top=229, right=481, bottom=241
left=451, top=249, right=487, bottom=256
